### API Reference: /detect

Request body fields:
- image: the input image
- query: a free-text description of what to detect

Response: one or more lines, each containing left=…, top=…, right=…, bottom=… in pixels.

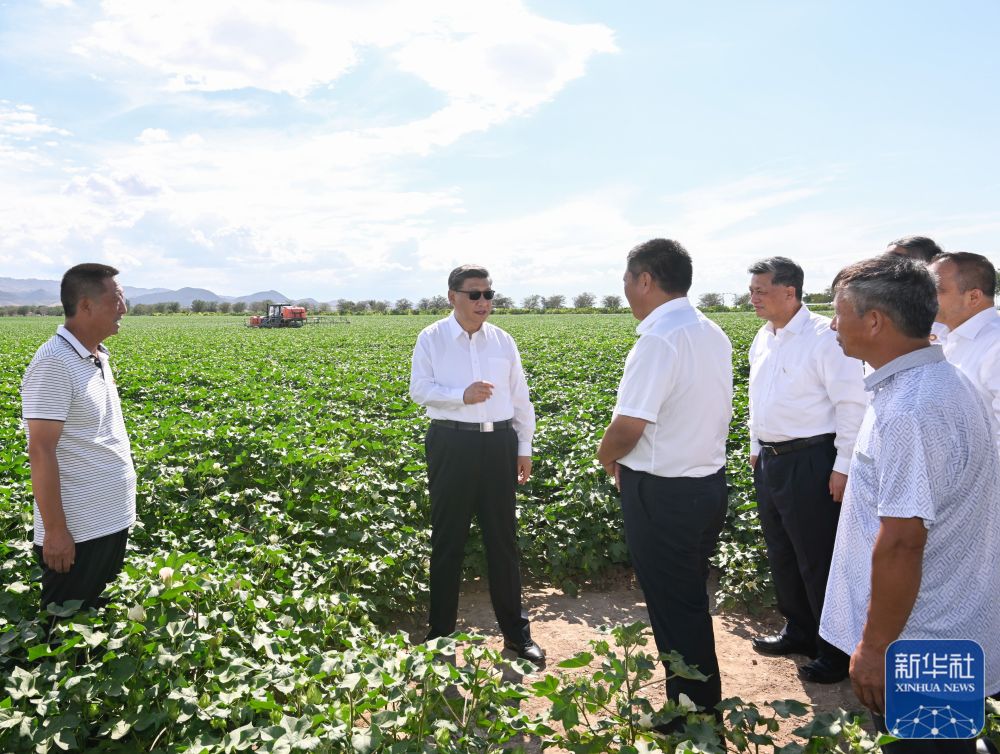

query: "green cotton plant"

left=531, top=621, right=726, bottom=753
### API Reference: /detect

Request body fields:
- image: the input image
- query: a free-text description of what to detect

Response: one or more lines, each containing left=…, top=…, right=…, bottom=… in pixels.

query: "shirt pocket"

left=487, top=357, right=511, bottom=387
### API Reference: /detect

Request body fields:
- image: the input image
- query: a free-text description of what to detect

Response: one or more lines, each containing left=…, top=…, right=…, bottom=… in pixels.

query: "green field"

left=1, top=313, right=977, bottom=753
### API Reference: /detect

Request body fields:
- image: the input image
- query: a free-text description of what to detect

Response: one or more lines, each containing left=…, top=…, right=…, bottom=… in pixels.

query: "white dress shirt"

left=748, top=305, right=867, bottom=475
left=410, top=312, right=535, bottom=456
left=942, top=306, right=1000, bottom=456
left=614, top=297, right=733, bottom=478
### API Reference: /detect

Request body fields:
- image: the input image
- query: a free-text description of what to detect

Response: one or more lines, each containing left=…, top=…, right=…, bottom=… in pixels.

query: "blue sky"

left=1, top=0, right=999, bottom=304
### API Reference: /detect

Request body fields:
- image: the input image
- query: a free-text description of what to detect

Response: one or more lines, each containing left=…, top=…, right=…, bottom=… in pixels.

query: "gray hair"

left=747, top=257, right=804, bottom=300
left=832, top=254, right=938, bottom=338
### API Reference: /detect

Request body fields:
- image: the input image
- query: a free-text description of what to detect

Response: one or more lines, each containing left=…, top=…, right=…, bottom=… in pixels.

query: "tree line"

left=1, top=291, right=837, bottom=318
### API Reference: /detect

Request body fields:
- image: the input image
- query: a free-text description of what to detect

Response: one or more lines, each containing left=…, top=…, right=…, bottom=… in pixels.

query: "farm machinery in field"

left=246, top=303, right=310, bottom=328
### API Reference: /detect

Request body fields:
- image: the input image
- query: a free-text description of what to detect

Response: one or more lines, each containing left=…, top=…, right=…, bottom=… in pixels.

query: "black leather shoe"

left=798, top=657, right=849, bottom=684
left=504, top=639, right=546, bottom=664
left=751, top=634, right=817, bottom=657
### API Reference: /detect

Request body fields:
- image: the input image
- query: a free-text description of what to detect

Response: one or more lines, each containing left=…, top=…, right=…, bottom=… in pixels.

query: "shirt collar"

left=863, top=345, right=944, bottom=391
left=636, top=296, right=692, bottom=334
left=948, top=307, right=1000, bottom=342
left=766, top=303, right=809, bottom=337
left=56, top=324, right=108, bottom=359
left=446, top=311, right=484, bottom=340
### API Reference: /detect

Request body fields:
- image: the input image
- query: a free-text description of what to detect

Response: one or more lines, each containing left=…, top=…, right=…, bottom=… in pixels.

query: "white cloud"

left=0, top=101, right=72, bottom=140
left=137, top=128, right=170, bottom=144
left=72, top=0, right=615, bottom=153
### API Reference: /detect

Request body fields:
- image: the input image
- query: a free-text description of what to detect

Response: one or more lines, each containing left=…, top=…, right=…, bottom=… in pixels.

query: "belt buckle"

left=480, top=422, right=494, bottom=433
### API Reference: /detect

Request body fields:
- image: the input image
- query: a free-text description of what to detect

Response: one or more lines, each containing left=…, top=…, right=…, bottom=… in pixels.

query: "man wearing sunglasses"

left=409, top=264, right=544, bottom=664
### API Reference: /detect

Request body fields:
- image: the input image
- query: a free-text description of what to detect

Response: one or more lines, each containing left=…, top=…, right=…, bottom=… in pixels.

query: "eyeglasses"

left=452, top=289, right=495, bottom=301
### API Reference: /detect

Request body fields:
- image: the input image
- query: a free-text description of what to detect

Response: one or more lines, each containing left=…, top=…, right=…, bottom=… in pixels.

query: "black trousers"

left=34, top=527, right=129, bottom=611
left=754, top=437, right=846, bottom=664
left=620, top=465, right=728, bottom=713
left=424, top=424, right=530, bottom=645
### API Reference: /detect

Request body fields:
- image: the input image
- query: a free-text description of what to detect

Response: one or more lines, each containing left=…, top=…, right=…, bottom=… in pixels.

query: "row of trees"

left=0, top=305, right=64, bottom=317
left=346, top=293, right=626, bottom=315
left=696, top=289, right=834, bottom=309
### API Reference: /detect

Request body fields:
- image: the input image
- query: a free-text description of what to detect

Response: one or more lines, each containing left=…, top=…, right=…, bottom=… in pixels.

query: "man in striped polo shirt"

left=22, top=263, right=136, bottom=611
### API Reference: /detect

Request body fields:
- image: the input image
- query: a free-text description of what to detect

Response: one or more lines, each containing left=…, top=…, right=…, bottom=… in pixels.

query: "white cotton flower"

left=637, top=712, right=654, bottom=729
left=268, top=534, right=280, bottom=545
left=677, top=693, right=698, bottom=712
left=127, top=604, right=146, bottom=621
left=158, top=566, right=175, bottom=587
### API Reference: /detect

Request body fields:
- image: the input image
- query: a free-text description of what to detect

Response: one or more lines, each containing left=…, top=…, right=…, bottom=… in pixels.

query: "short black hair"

left=447, top=264, right=490, bottom=291
left=833, top=254, right=937, bottom=339
left=61, top=263, right=119, bottom=317
left=888, top=236, right=943, bottom=263
left=626, top=238, right=692, bottom=294
left=932, top=251, right=997, bottom=298
left=747, top=256, right=804, bottom=300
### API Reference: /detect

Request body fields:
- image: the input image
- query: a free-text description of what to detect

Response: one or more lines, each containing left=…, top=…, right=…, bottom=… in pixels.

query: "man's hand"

left=43, top=526, right=75, bottom=574
left=829, top=471, right=848, bottom=502
left=749, top=454, right=758, bottom=469
left=850, top=640, right=886, bottom=714
left=463, top=381, right=494, bottom=404
left=602, top=461, right=621, bottom=490
left=516, top=456, right=532, bottom=484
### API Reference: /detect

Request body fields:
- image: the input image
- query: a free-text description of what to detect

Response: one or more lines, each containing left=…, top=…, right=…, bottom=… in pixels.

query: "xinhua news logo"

left=885, top=639, right=985, bottom=740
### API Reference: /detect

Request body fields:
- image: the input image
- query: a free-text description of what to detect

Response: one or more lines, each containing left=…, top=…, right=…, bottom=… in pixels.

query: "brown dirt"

left=397, top=571, right=865, bottom=750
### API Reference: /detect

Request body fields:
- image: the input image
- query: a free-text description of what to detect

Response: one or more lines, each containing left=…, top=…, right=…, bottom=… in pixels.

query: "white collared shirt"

left=409, top=312, right=535, bottom=455
left=748, top=305, right=867, bottom=475
left=21, top=325, right=137, bottom=545
left=614, top=297, right=733, bottom=478
left=942, top=307, right=1000, bottom=456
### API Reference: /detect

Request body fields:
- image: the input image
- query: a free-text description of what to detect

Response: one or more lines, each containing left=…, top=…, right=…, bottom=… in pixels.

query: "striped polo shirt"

left=22, top=325, right=136, bottom=546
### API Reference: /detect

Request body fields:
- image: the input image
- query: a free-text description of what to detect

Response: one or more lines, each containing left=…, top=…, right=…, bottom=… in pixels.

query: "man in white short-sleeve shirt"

left=927, top=252, right=1000, bottom=457
left=598, top=239, right=733, bottom=720
left=820, top=255, right=1000, bottom=753
left=22, top=263, right=136, bottom=611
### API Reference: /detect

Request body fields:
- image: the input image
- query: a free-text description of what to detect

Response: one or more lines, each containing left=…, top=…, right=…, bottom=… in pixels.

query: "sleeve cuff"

left=750, top=439, right=761, bottom=456
left=832, top=455, right=851, bottom=475
left=517, top=442, right=532, bottom=457
left=615, top=406, right=658, bottom=423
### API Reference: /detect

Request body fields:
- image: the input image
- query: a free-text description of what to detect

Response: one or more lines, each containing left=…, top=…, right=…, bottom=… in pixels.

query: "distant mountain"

left=0, top=277, right=170, bottom=306
left=232, top=290, right=289, bottom=304
left=130, top=287, right=220, bottom=306
left=1, top=276, right=301, bottom=309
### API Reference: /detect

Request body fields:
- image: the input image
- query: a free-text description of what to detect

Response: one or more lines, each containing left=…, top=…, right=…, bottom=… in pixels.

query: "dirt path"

left=398, top=572, right=863, bottom=748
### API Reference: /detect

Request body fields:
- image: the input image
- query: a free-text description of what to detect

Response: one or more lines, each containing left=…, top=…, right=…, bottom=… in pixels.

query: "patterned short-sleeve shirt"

left=819, top=347, right=1000, bottom=695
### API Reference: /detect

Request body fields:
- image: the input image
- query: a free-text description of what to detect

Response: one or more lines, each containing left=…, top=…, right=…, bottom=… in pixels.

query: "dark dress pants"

left=754, top=438, right=847, bottom=665
left=424, top=424, right=530, bottom=645
left=34, top=527, right=129, bottom=611
left=619, top=464, right=728, bottom=714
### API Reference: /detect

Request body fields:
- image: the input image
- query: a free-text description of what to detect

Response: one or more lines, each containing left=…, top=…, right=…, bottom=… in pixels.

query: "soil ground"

left=397, top=569, right=865, bottom=750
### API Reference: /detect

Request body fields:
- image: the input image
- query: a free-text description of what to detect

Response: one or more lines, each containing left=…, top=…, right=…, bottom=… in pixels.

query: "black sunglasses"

left=452, top=289, right=495, bottom=301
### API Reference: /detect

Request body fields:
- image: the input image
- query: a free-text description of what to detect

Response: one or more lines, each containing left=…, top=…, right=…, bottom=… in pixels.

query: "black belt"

left=759, top=433, right=835, bottom=456
left=431, top=419, right=513, bottom=433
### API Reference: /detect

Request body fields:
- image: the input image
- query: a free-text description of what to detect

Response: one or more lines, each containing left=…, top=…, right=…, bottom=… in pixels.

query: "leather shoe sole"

left=798, top=659, right=849, bottom=684
left=751, top=634, right=817, bottom=658
left=504, top=640, right=546, bottom=664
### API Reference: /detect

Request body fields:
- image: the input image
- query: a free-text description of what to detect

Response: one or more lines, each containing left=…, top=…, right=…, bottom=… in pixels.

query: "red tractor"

left=247, top=303, right=308, bottom=328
